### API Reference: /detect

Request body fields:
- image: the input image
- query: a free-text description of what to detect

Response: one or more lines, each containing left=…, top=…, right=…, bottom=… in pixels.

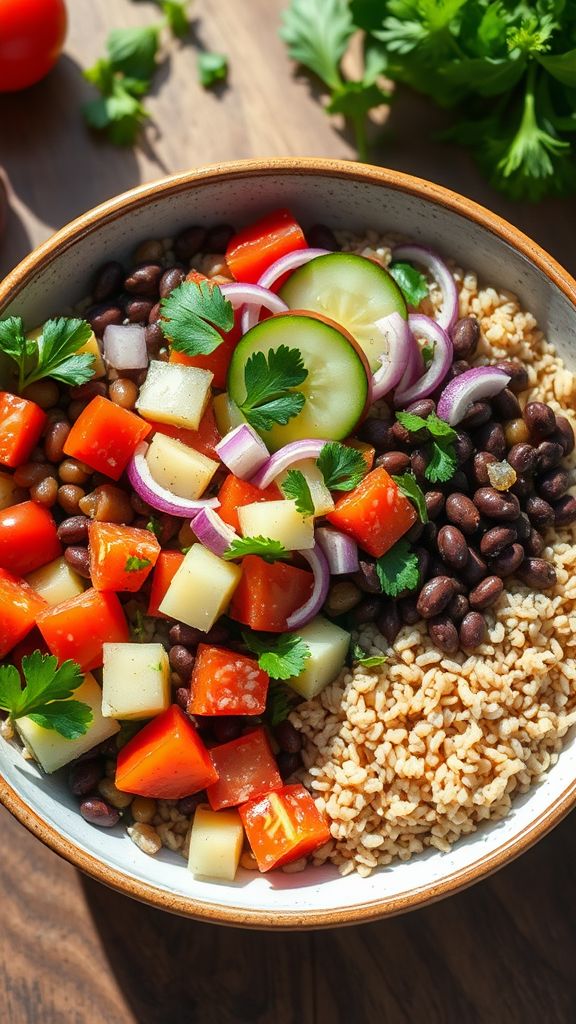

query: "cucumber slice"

left=227, top=313, right=369, bottom=451
left=280, top=253, right=407, bottom=371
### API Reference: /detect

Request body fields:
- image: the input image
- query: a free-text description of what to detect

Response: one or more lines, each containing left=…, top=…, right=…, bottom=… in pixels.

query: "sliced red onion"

left=392, top=243, right=458, bottom=332
left=286, top=543, right=330, bottom=630
left=395, top=331, right=424, bottom=394
left=127, top=443, right=220, bottom=518
left=215, top=424, right=270, bottom=480
left=242, top=248, right=329, bottom=331
left=103, top=324, right=148, bottom=370
left=191, top=507, right=237, bottom=557
left=316, top=527, right=359, bottom=575
left=437, top=367, right=511, bottom=426
left=218, top=283, right=288, bottom=336
left=370, top=312, right=413, bottom=401
left=250, top=439, right=327, bottom=490
left=393, top=315, right=453, bottom=407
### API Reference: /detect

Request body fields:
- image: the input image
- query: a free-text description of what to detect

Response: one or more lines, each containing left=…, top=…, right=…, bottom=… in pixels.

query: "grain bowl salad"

left=0, top=208, right=575, bottom=883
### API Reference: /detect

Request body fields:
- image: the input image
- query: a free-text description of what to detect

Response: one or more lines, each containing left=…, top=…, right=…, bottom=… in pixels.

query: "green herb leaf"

left=107, top=25, right=159, bottom=79
left=280, top=0, right=354, bottom=91
left=376, top=539, right=419, bottom=598
left=264, top=682, right=300, bottom=727
left=243, top=632, right=311, bottom=680
left=389, top=261, right=429, bottom=306
left=0, top=665, right=23, bottom=713
left=83, top=81, right=149, bottom=146
left=421, top=342, right=434, bottom=366
left=223, top=536, right=289, bottom=563
left=351, top=642, right=387, bottom=668
left=0, top=653, right=92, bottom=739
left=28, top=702, right=94, bottom=741
left=425, top=411, right=457, bottom=440
left=316, top=442, right=367, bottom=492
left=0, top=316, right=95, bottom=393
left=197, top=51, right=229, bottom=88
left=160, top=279, right=234, bottom=356
left=238, top=345, right=308, bottom=432
left=125, top=556, right=152, bottom=572
left=392, top=471, right=429, bottom=523
left=161, top=0, right=189, bottom=37
left=146, top=516, right=162, bottom=539
left=281, top=470, right=315, bottom=517
left=394, top=410, right=427, bottom=433
left=425, top=440, right=458, bottom=483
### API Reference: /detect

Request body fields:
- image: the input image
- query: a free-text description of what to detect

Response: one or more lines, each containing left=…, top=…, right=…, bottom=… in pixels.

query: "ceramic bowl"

left=1, top=158, right=576, bottom=928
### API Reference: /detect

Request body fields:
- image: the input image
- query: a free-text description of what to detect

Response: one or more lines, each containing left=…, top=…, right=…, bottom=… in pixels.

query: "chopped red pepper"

left=0, top=392, right=47, bottom=469
left=37, top=588, right=129, bottom=672
left=239, top=783, right=331, bottom=872
left=0, top=501, right=61, bottom=576
left=226, top=209, right=307, bottom=285
left=206, top=728, right=282, bottom=810
left=229, top=555, right=314, bottom=633
left=0, top=568, right=47, bottom=659
left=116, top=705, right=218, bottom=799
left=88, top=521, right=160, bottom=592
left=217, top=473, right=281, bottom=533
left=188, top=644, right=269, bottom=715
left=63, top=396, right=151, bottom=481
left=147, top=551, right=184, bottom=618
left=326, top=466, right=417, bottom=557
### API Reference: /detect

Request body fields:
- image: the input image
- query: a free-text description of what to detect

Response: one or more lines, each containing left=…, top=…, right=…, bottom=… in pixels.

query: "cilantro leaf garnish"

left=389, top=261, right=429, bottom=307
left=392, top=472, right=428, bottom=523
left=394, top=410, right=428, bottom=433
left=160, top=279, right=234, bottom=357
left=351, top=642, right=387, bottom=668
left=426, top=442, right=458, bottom=484
left=395, top=411, right=457, bottom=485
left=316, top=442, right=367, bottom=492
left=107, top=25, right=159, bottom=80
left=146, top=516, right=162, bottom=539
left=223, top=536, right=289, bottom=563
left=237, top=345, right=308, bottom=432
left=160, top=0, right=189, bottom=37
left=0, top=653, right=93, bottom=740
left=281, top=470, right=315, bottom=517
left=264, top=682, right=301, bottom=727
left=376, top=540, right=419, bottom=598
left=0, top=316, right=94, bottom=392
left=125, top=556, right=152, bottom=572
left=197, top=52, right=229, bottom=88
left=242, top=632, right=311, bottom=680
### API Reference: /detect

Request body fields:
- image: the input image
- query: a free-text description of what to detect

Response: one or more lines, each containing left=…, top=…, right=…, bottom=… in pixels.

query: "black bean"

left=517, top=558, right=557, bottom=590
left=124, top=263, right=163, bottom=297
left=177, top=792, right=206, bottom=816
left=375, top=451, right=410, bottom=475
left=422, top=521, right=438, bottom=548
left=493, top=360, right=528, bottom=394
left=515, top=511, right=531, bottom=541
left=449, top=470, right=471, bottom=494
left=507, top=443, right=537, bottom=475
left=399, top=596, right=420, bottom=625
left=445, top=493, right=480, bottom=534
left=524, top=401, right=556, bottom=441
left=212, top=717, right=242, bottom=744
left=159, top=266, right=186, bottom=299
left=414, top=546, right=430, bottom=585
left=376, top=603, right=401, bottom=644
left=392, top=420, right=417, bottom=446
left=473, top=421, right=506, bottom=460
left=552, top=415, right=575, bottom=456
left=175, top=687, right=191, bottom=711
left=169, top=645, right=195, bottom=679
left=460, top=401, right=492, bottom=429
left=460, top=548, right=488, bottom=587
left=406, top=398, right=436, bottom=419
left=537, top=468, right=569, bottom=502
left=525, top=494, right=555, bottom=529
left=125, top=297, right=154, bottom=323
left=437, top=525, right=468, bottom=570
left=425, top=491, right=445, bottom=520
left=492, top=388, right=522, bottom=420
left=459, top=611, right=487, bottom=649
left=352, top=559, right=381, bottom=594
left=204, top=223, right=235, bottom=252
left=306, top=223, right=339, bottom=250
left=68, top=759, right=104, bottom=796
left=490, top=543, right=525, bottom=578
left=480, top=525, right=517, bottom=557
left=351, top=597, right=381, bottom=625
left=525, top=528, right=545, bottom=557
left=453, top=431, right=474, bottom=466
left=416, top=576, right=455, bottom=618
left=168, top=623, right=204, bottom=647
left=510, top=475, right=534, bottom=500
left=428, top=615, right=459, bottom=654
left=410, top=448, right=429, bottom=484
left=86, top=302, right=123, bottom=337
left=358, top=418, right=394, bottom=449
left=405, top=520, right=425, bottom=543
left=80, top=798, right=120, bottom=828
left=472, top=452, right=497, bottom=487
left=92, top=261, right=124, bottom=303
left=277, top=751, right=302, bottom=780
left=553, top=494, right=576, bottom=527
left=536, top=440, right=564, bottom=473
left=445, top=360, right=471, bottom=382
left=57, top=515, right=91, bottom=545
left=205, top=623, right=232, bottom=645
left=145, top=322, right=164, bottom=356
left=447, top=593, right=470, bottom=623
left=473, top=487, right=520, bottom=521
left=469, top=575, right=504, bottom=610
left=274, top=720, right=302, bottom=753
left=451, top=316, right=480, bottom=359
left=174, top=225, right=207, bottom=261
left=64, top=546, right=91, bottom=579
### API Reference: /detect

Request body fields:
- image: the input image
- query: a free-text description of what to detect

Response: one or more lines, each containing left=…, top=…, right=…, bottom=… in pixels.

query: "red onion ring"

left=394, top=315, right=453, bottom=407
left=242, top=247, right=329, bottom=332
left=370, top=313, right=413, bottom=401
left=437, top=367, right=511, bottom=426
left=127, top=443, right=220, bottom=518
left=315, top=527, right=359, bottom=575
left=250, top=439, right=327, bottom=490
left=215, top=423, right=270, bottom=480
left=286, top=543, right=330, bottom=630
left=219, top=282, right=288, bottom=338
left=392, top=243, right=459, bottom=332
left=191, top=507, right=237, bottom=557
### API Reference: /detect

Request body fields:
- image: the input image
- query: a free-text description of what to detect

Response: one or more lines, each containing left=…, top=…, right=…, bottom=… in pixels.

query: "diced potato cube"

left=0, top=470, right=21, bottom=511
left=238, top=499, right=314, bottom=550
left=26, top=557, right=85, bottom=606
left=146, top=433, right=218, bottom=500
left=102, top=642, right=170, bottom=719
left=188, top=805, right=244, bottom=881
left=136, top=360, right=213, bottom=431
left=287, top=615, right=350, bottom=699
left=16, top=673, right=120, bottom=774
left=159, top=543, right=241, bottom=631
left=277, top=460, right=334, bottom=517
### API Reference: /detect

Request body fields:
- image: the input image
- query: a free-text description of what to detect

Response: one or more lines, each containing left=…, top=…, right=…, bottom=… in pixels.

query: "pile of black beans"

left=352, top=315, right=576, bottom=654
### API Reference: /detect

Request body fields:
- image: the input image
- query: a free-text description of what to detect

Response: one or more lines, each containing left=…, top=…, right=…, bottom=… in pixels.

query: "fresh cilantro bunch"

left=349, top=0, right=576, bottom=200
left=0, top=316, right=94, bottom=392
left=0, top=653, right=93, bottom=740
left=280, top=0, right=391, bottom=159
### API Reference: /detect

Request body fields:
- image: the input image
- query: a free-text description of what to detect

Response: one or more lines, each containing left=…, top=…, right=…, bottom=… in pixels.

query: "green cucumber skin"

left=227, top=314, right=368, bottom=452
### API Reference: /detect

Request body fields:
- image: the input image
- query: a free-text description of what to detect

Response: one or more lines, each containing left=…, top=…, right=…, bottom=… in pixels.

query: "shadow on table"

left=80, top=811, right=576, bottom=1024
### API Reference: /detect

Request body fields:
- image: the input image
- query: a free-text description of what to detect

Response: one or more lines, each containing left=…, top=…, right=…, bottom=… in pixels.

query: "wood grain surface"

left=1, top=2, right=576, bottom=1022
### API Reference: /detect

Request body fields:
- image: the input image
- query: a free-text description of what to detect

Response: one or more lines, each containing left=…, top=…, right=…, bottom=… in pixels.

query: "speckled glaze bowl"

left=1, top=159, right=576, bottom=929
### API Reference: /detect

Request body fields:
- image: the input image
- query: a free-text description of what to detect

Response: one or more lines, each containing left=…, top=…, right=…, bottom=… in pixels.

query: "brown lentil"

left=58, top=458, right=91, bottom=485
left=44, top=420, right=71, bottom=463
left=30, top=476, right=58, bottom=506
left=22, top=379, right=60, bottom=409
left=57, top=484, right=85, bottom=515
left=79, top=484, right=134, bottom=523
left=324, top=580, right=362, bottom=615
left=504, top=418, right=530, bottom=447
left=109, top=378, right=139, bottom=410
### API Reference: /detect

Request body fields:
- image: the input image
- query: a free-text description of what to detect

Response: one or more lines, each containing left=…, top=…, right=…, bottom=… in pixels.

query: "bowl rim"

left=1, top=156, right=576, bottom=929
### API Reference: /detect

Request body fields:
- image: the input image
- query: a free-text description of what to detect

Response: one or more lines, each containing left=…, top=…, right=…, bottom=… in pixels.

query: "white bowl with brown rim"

left=1, top=158, right=575, bottom=928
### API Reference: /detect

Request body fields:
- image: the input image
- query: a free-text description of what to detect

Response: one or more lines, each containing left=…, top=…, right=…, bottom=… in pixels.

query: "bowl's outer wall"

left=1, top=160, right=576, bottom=929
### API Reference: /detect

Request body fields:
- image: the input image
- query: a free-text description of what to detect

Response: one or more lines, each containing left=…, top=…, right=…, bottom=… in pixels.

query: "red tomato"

left=0, top=569, right=47, bottom=659
left=147, top=551, right=184, bottom=618
left=63, top=396, right=151, bottom=481
left=217, top=474, right=281, bottom=533
left=226, top=209, right=307, bottom=284
left=188, top=644, right=269, bottom=716
left=0, top=392, right=47, bottom=468
left=239, top=784, right=331, bottom=872
left=0, top=501, right=61, bottom=576
left=0, top=0, right=67, bottom=93
left=116, top=705, right=218, bottom=799
left=206, top=728, right=282, bottom=810
left=37, top=588, right=129, bottom=672
left=229, top=555, right=314, bottom=633
left=88, top=521, right=160, bottom=592
left=326, top=467, right=417, bottom=558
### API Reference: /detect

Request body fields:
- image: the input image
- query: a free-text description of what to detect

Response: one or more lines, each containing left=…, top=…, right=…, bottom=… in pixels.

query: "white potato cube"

left=277, top=460, right=334, bottom=517
left=0, top=471, right=21, bottom=511
left=136, top=360, right=213, bottom=430
left=238, top=499, right=314, bottom=551
left=102, top=643, right=170, bottom=720
left=26, top=557, right=85, bottom=606
left=288, top=615, right=350, bottom=700
left=188, top=806, right=244, bottom=881
left=159, top=543, right=241, bottom=631
left=16, top=673, right=120, bottom=774
left=146, top=433, right=218, bottom=500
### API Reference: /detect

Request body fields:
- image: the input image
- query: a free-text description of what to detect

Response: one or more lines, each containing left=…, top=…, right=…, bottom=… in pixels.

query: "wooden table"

left=2, top=3, right=576, bottom=1021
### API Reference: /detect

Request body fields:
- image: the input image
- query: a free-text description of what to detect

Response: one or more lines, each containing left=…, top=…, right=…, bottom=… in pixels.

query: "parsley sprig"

left=160, top=279, right=234, bottom=357
left=0, top=316, right=95, bottom=393
left=281, top=470, right=315, bottom=517
left=376, top=539, right=420, bottom=598
left=316, top=442, right=367, bottom=492
left=389, top=261, right=429, bottom=307
left=0, top=653, right=93, bottom=740
left=223, top=536, right=289, bottom=563
left=395, top=410, right=458, bottom=484
left=243, top=632, right=311, bottom=680
left=237, top=345, right=308, bottom=433
left=125, top=556, right=152, bottom=572
left=392, top=471, right=428, bottom=523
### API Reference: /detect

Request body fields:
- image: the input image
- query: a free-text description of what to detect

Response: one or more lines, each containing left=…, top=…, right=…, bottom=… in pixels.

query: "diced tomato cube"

left=0, top=392, right=47, bottom=469
left=0, top=501, right=61, bottom=576
left=226, top=209, right=306, bottom=284
left=88, top=521, right=160, bottom=592
left=326, top=467, right=417, bottom=558
left=239, top=783, right=331, bottom=872
left=36, top=588, right=129, bottom=671
left=206, top=728, right=282, bottom=810
left=63, top=396, right=151, bottom=481
left=116, top=705, right=218, bottom=799
left=0, top=568, right=48, bottom=659
left=188, top=644, right=269, bottom=715
left=229, top=556, right=313, bottom=633
left=217, top=474, right=281, bottom=533
left=147, top=551, right=184, bottom=618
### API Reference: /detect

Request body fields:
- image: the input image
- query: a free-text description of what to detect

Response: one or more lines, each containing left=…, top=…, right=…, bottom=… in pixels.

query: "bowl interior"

left=1, top=161, right=575, bottom=926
